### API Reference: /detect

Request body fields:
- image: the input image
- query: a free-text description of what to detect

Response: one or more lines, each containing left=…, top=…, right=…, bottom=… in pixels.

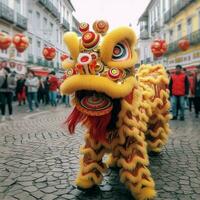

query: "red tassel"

left=65, top=107, right=87, bottom=134
left=65, top=107, right=111, bottom=142
left=88, top=113, right=111, bottom=142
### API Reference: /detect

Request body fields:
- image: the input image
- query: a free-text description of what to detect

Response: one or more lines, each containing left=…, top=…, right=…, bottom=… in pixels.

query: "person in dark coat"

left=194, top=65, right=200, bottom=118
left=16, top=74, right=26, bottom=106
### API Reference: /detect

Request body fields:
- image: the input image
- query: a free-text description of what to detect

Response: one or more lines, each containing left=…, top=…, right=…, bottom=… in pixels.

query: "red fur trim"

left=65, top=107, right=111, bottom=142
left=88, top=113, right=111, bottom=141
left=65, top=107, right=87, bottom=134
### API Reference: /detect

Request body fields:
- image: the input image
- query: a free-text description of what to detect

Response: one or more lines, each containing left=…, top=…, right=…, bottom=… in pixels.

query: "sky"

left=71, top=0, right=150, bottom=37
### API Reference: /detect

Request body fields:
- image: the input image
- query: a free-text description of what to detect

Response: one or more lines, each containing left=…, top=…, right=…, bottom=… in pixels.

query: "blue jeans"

left=49, top=91, right=57, bottom=106
left=27, top=92, right=39, bottom=111
left=171, top=96, right=185, bottom=118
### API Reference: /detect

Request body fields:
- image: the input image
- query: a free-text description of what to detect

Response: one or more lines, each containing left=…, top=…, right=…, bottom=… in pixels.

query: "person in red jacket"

left=169, top=65, right=189, bottom=121
left=48, top=71, right=59, bottom=107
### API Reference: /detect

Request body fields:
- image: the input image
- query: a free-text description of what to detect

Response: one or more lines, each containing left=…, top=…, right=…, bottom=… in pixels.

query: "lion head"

left=60, top=20, right=138, bottom=141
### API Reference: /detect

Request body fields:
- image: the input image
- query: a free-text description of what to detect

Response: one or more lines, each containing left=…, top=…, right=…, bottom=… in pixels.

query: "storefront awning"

left=30, top=67, right=51, bottom=77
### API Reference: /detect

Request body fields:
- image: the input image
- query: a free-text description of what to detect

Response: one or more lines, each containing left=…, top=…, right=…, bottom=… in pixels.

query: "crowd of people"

left=0, top=67, right=70, bottom=122
left=0, top=63, right=200, bottom=122
left=168, top=64, right=200, bottom=120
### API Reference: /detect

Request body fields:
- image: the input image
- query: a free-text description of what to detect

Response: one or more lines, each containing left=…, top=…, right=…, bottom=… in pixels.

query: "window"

left=36, top=12, right=41, bottom=29
left=169, top=29, right=173, bottom=41
left=28, top=37, right=33, bottom=54
left=163, top=0, right=166, bottom=12
left=177, top=24, right=182, bottom=39
left=56, top=29, right=59, bottom=43
left=60, top=31, right=62, bottom=45
left=15, top=0, right=21, bottom=13
left=163, top=33, right=166, bottom=41
left=199, top=11, right=200, bottom=29
left=187, top=18, right=193, bottom=34
left=37, top=41, right=41, bottom=57
left=49, top=23, right=54, bottom=40
left=43, top=17, right=47, bottom=32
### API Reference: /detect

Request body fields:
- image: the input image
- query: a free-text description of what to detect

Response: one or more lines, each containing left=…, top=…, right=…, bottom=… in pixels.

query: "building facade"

left=138, top=0, right=200, bottom=70
left=138, top=0, right=167, bottom=66
left=0, top=0, right=79, bottom=74
left=164, top=0, right=200, bottom=70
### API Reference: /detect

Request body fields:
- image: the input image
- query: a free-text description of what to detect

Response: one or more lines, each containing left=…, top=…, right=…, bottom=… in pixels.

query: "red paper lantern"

left=151, top=39, right=167, bottom=57
left=178, top=39, right=190, bottom=51
left=43, top=47, right=56, bottom=61
left=13, top=33, right=29, bottom=53
left=60, top=54, right=69, bottom=61
left=0, top=32, right=12, bottom=50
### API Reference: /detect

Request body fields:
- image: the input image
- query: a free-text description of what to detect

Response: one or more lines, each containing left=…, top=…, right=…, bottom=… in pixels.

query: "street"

left=0, top=106, right=200, bottom=200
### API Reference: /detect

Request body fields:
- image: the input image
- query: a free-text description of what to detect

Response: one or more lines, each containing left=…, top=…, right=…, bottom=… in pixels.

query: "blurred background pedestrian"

left=48, top=71, right=59, bottom=107
left=169, top=65, right=189, bottom=121
left=194, top=65, right=200, bottom=118
left=25, top=71, right=39, bottom=112
left=0, top=67, right=16, bottom=121
left=16, top=74, right=26, bottom=106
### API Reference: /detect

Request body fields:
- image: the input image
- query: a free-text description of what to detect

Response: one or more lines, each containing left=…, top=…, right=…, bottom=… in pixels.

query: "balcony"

left=61, top=18, right=70, bottom=31
left=154, top=21, right=160, bottom=32
left=140, top=30, right=149, bottom=40
left=15, top=13, right=27, bottom=30
left=43, top=60, right=48, bottom=67
left=164, top=0, right=195, bottom=23
left=164, top=10, right=171, bottom=23
left=166, top=29, right=200, bottom=54
left=0, top=2, right=14, bottom=24
left=38, top=0, right=60, bottom=19
left=37, top=57, right=43, bottom=66
left=188, top=30, right=200, bottom=45
left=28, top=54, right=34, bottom=64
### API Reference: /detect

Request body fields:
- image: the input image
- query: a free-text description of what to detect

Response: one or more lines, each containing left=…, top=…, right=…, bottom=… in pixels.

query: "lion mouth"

left=75, top=90, right=113, bottom=116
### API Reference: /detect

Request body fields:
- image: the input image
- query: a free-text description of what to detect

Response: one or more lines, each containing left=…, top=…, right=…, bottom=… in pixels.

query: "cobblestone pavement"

left=0, top=107, right=200, bottom=200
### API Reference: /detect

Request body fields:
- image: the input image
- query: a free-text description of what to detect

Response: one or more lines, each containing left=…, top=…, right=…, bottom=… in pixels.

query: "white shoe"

left=35, top=108, right=39, bottom=112
left=1, top=116, right=6, bottom=122
left=8, top=115, right=14, bottom=120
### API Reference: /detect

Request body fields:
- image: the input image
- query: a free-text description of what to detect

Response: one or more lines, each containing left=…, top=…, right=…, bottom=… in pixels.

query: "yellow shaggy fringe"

left=73, top=64, right=170, bottom=200
left=62, top=25, right=170, bottom=200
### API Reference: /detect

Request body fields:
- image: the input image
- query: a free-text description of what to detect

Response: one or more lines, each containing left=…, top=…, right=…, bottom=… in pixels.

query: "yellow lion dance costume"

left=60, top=20, right=170, bottom=200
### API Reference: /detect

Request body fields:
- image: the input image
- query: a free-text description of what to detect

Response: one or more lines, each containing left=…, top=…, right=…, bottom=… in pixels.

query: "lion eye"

left=112, top=41, right=130, bottom=61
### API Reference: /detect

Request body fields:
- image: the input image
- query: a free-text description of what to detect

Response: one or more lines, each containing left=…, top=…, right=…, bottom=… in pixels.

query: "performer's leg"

left=119, top=133, right=156, bottom=200
left=76, top=133, right=107, bottom=189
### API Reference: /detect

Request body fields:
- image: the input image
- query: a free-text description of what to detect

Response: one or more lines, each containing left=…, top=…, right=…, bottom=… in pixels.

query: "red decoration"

left=13, top=33, right=29, bottom=53
left=0, top=32, right=12, bottom=50
left=42, top=47, right=56, bottom=61
left=178, top=39, right=190, bottom=51
left=60, top=54, right=69, bottom=61
left=107, top=68, right=121, bottom=80
left=82, top=31, right=100, bottom=49
left=66, top=107, right=112, bottom=142
left=151, top=39, right=167, bottom=57
left=79, top=22, right=89, bottom=33
left=93, top=20, right=109, bottom=34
